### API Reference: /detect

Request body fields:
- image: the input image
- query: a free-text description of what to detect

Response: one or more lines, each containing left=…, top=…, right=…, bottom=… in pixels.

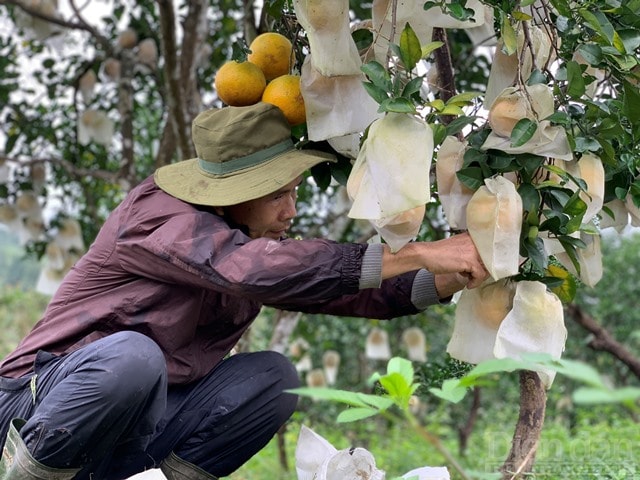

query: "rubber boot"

left=160, top=452, right=217, bottom=480
left=0, top=419, right=80, bottom=479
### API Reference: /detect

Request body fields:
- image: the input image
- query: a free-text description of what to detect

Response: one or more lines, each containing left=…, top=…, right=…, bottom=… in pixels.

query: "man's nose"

left=282, top=195, right=297, bottom=220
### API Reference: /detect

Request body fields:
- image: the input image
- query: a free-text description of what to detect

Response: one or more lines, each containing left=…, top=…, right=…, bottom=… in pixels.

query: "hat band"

left=198, top=139, right=294, bottom=175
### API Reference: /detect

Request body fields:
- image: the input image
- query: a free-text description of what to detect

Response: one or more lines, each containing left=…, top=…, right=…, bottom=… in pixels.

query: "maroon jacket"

left=0, top=177, right=437, bottom=384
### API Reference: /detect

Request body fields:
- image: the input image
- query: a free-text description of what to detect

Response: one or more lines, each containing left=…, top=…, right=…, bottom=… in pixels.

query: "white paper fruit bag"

left=293, top=0, right=362, bottom=76
left=436, top=136, right=474, bottom=229
left=347, top=112, right=433, bottom=252
left=466, top=175, right=523, bottom=280
left=493, top=280, right=567, bottom=388
left=300, top=55, right=381, bottom=142
left=447, top=279, right=516, bottom=364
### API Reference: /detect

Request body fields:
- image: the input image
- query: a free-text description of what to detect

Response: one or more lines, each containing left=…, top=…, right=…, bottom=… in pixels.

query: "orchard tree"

left=1, top=0, right=640, bottom=478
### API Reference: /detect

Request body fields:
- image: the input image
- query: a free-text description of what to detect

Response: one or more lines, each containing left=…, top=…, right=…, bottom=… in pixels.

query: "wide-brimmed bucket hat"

left=155, top=102, right=336, bottom=206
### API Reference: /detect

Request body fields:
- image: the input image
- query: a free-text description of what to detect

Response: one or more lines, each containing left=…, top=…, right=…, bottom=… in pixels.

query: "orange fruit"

left=214, top=61, right=266, bottom=106
left=261, top=74, right=306, bottom=126
left=247, top=32, right=294, bottom=81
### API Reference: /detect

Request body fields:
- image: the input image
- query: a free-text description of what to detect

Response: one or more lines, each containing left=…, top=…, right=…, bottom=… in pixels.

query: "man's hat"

left=155, top=102, right=335, bottom=206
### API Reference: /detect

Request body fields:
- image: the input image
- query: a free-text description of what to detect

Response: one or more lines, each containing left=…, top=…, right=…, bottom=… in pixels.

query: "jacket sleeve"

left=114, top=191, right=367, bottom=306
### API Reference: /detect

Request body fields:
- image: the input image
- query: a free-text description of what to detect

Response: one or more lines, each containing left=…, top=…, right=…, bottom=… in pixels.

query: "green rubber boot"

left=0, top=419, right=80, bottom=479
left=160, top=452, right=218, bottom=480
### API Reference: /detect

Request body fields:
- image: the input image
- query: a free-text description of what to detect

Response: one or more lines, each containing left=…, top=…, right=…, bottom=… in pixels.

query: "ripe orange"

left=247, top=32, right=294, bottom=81
left=262, top=74, right=306, bottom=126
left=214, top=61, right=266, bottom=106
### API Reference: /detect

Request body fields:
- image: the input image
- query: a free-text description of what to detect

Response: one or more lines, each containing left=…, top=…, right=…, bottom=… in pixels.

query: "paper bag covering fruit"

left=448, top=280, right=567, bottom=388
left=435, top=136, right=474, bottom=230
left=481, top=84, right=572, bottom=160
left=347, top=113, right=433, bottom=252
left=300, top=55, right=381, bottom=142
left=484, top=24, right=556, bottom=107
left=563, top=153, right=605, bottom=223
left=493, top=280, right=567, bottom=388
left=293, top=0, right=362, bottom=77
left=466, top=175, right=523, bottom=280
left=372, top=0, right=485, bottom=65
left=447, top=279, right=517, bottom=364
left=553, top=229, right=603, bottom=287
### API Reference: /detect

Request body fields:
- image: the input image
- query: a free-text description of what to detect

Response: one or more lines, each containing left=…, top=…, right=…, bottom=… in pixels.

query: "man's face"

left=217, top=176, right=302, bottom=240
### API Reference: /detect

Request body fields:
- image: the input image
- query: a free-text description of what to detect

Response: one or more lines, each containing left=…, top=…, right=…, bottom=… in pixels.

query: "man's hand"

left=381, top=232, right=490, bottom=289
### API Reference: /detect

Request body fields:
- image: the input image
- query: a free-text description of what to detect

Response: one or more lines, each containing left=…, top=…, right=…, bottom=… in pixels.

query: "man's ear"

left=213, top=206, right=225, bottom=216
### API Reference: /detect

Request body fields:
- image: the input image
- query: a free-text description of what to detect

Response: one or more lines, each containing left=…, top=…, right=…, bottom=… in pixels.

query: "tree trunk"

left=500, top=370, right=546, bottom=479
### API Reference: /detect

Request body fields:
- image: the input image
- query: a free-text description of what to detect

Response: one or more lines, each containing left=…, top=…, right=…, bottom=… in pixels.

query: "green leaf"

left=287, top=387, right=394, bottom=410
left=523, top=236, right=548, bottom=271
left=573, top=387, right=640, bottom=405
left=361, top=61, right=392, bottom=91
left=399, top=23, right=422, bottom=71
left=510, top=119, right=538, bottom=147
left=566, top=60, right=586, bottom=98
left=380, top=97, right=417, bottom=114
left=518, top=182, right=541, bottom=216
left=387, top=357, right=415, bottom=385
left=500, top=15, right=518, bottom=55
left=563, top=191, right=588, bottom=216
left=447, top=91, right=482, bottom=105
left=362, top=82, right=389, bottom=104
left=546, top=264, right=577, bottom=303
left=401, top=76, right=424, bottom=98
left=440, top=105, right=465, bottom=116
left=337, top=407, right=380, bottom=423
left=623, top=80, right=640, bottom=125
left=576, top=43, right=603, bottom=66
left=421, top=41, right=444, bottom=59
left=456, top=166, right=485, bottom=190
left=429, top=378, right=468, bottom=403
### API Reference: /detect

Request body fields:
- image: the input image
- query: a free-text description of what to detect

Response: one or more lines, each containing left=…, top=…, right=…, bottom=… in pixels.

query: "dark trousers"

left=0, top=331, right=300, bottom=479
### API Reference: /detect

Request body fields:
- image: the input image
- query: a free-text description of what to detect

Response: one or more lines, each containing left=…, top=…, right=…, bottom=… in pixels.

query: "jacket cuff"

left=411, top=269, right=445, bottom=309
left=359, top=243, right=383, bottom=289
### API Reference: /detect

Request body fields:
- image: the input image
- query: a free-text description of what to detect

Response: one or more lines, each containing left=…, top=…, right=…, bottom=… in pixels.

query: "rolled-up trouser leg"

left=148, top=350, right=300, bottom=478
left=17, top=331, right=168, bottom=479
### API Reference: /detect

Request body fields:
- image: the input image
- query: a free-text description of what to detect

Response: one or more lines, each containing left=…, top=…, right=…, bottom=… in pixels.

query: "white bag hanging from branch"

left=481, top=84, right=572, bottom=160
left=371, top=0, right=484, bottom=64
left=347, top=113, right=433, bottom=252
left=625, top=192, right=640, bottom=227
left=402, top=327, right=427, bottom=362
left=447, top=279, right=516, bottom=364
left=365, top=327, right=391, bottom=360
left=573, top=153, right=605, bottom=223
left=466, top=176, right=523, bottom=281
left=484, top=24, right=556, bottom=107
left=435, top=136, right=474, bottom=230
left=293, top=0, right=362, bottom=77
left=598, top=199, right=628, bottom=232
left=493, top=280, right=567, bottom=388
left=300, top=55, right=381, bottom=142
left=306, top=369, right=327, bottom=389
left=322, top=350, right=341, bottom=385
left=554, top=229, right=603, bottom=288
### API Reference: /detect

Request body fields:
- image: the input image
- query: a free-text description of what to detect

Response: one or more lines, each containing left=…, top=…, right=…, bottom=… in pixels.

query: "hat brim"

left=154, top=148, right=336, bottom=207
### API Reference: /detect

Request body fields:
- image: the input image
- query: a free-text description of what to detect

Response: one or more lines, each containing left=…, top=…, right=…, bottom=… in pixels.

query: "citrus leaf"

left=510, top=119, right=537, bottom=147
left=399, top=23, right=422, bottom=71
left=337, top=407, right=380, bottom=423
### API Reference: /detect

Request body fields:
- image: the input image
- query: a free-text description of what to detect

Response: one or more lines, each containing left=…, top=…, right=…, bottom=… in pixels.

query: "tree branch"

left=566, top=303, right=640, bottom=380
left=157, top=0, right=192, bottom=161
